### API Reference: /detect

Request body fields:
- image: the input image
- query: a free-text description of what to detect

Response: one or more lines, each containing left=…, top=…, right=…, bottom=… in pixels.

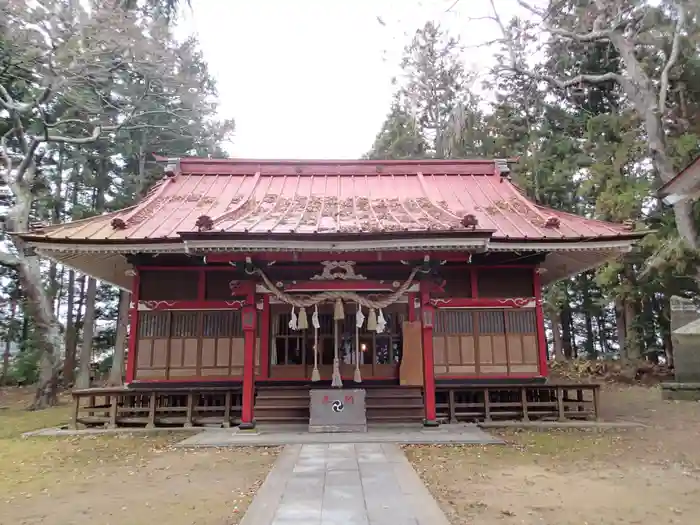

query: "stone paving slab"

left=479, top=420, right=646, bottom=429
left=175, top=423, right=502, bottom=447
left=240, top=443, right=450, bottom=525
left=22, top=426, right=202, bottom=438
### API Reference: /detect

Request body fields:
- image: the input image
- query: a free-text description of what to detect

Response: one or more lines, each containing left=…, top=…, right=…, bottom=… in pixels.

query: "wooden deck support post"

left=240, top=289, right=257, bottom=429
left=147, top=391, right=156, bottom=428
left=593, top=386, right=601, bottom=421
left=448, top=389, right=457, bottom=423
left=108, top=394, right=118, bottom=429
left=223, top=391, right=232, bottom=428
left=520, top=387, right=529, bottom=421
left=420, top=281, right=438, bottom=427
left=556, top=386, right=566, bottom=421
left=484, top=387, right=492, bottom=421
left=184, top=393, right=194, bottom=427
left=72, top=395, right=80, bottom=429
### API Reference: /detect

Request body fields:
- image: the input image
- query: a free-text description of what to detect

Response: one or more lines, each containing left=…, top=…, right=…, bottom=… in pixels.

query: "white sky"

left=176, top=0, right=524, bottom=159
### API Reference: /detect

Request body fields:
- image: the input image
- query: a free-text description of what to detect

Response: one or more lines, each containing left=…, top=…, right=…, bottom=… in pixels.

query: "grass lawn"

left=0, top=387, right=279, bottom=525
left=405, top=385, right=700, bottom=525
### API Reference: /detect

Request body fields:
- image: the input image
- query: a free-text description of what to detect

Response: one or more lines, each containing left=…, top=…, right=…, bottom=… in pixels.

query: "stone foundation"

left=661, top=382, right=700, bottom=401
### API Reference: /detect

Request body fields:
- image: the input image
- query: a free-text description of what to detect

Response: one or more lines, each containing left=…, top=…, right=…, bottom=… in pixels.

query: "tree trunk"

left=62, top=270, right=77, bottom=386
left=659, top=296, right=674, bottom=368
left=550, top=313, right=566, bottom=361
left=107, top=290, right=130, bottom=386
left=602, top=27, right=700, bottom=249
left=7, top=181, right=64, bottom=408
left=1, top=299, right=17, bottom=384
left=615, top=297, right=627, bottom=359
left=75, top=277, right=97, bottom=389
left=624, top=299, right=641, bottom=361
left=19, top=251, right=64, bottom=409
left=560, top=305, right=574, bottom=359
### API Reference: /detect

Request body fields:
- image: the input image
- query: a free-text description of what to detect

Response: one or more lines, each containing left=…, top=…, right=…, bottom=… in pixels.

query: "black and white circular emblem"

left=332, top=400, right=344, bottom=413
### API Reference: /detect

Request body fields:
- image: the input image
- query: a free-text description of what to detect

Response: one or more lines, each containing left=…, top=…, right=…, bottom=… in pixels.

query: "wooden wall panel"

left=433, top=308, right=539, bottom=377
left=134, top=310, right=246, bottom=380
left=139, top=270, right=199, bottom=301
left=477, top=268, right=534, bottom=297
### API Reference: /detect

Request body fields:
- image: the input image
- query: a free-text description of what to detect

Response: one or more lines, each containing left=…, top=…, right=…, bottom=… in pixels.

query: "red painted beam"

left=130, top=377, right=243, bottom=384
left=136, top=299, right=247, bottom=311
left=137, top=266, right=242, bottom=271
left=279, top=280, right=412, bottom=292
left=420, top=280, right=438, bottom=426
left=429, top=297, right=537, bottom=308
left=125, top=271, right=140, bottom=384
left=533, top=268, right=548, bottom=377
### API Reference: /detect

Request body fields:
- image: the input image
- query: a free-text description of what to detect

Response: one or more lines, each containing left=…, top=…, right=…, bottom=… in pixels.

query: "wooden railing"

left=71, top=386, right=243, bottom=428
left=435, top=383, right=600, bottom=423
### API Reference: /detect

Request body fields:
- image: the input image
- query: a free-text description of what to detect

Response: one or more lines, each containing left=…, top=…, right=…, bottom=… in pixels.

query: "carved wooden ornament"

left=310, top=261, right=367, bottom=281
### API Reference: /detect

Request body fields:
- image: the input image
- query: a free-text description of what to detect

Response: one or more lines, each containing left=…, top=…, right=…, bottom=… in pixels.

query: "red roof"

left=26, top=158, right=635, bottom=242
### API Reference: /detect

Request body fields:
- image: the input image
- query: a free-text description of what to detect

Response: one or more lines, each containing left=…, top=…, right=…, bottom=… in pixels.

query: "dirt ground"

left=405, top=385, right=700, bottom=525
left=0, top=387, right=279, bottom=525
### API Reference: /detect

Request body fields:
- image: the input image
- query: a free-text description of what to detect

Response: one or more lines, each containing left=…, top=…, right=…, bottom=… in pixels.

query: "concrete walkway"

left=241, top=443, right=451, bottom=525
left=175, top=422, right=501, bottom=447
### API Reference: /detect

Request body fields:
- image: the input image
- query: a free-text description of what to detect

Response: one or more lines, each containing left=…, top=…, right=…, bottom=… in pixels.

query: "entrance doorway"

left=268, top=303, right=407, bottom=380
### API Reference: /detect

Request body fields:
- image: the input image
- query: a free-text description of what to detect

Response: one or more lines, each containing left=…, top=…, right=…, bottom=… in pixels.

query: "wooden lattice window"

left=434, top=310, right=474, bottom=334
left=138, top=311, right=169, bottom=338
left=202, top=310, right=242, bottom=337
left=477, top=310, right=506, bottom=333
left=506, top=310, right=536, bottom=334
left=170, top=312, right=199, bottom=337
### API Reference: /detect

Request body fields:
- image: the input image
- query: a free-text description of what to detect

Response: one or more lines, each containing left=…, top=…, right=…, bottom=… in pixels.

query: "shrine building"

left=17, top=158, right=645, bottom=428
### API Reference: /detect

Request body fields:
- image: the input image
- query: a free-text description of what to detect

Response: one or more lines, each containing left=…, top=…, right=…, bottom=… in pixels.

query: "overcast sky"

left=176, top=0, right=523, bottom=159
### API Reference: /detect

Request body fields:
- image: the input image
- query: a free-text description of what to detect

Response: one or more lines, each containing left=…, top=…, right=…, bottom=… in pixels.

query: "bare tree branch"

left=0, top=128, right=14, bottom=178
left=14, top=137, right=40, bottom=184
left=659, top=3, right=686, bottom=113
left=548, top=26, right=611, bottom=42
left=518, top=0, right=610, bottom=41
left=493, top=0, right=623, bottom=90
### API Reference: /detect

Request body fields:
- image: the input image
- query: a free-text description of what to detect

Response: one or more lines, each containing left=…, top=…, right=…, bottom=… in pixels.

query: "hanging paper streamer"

left=332, top=357, right=342, bottom=387
left=367, top=308, right=377, bottom=331
left=311, top=305, right=320, bottom=382
left=298, top=307, right=308, bottom=330
left=334, top=298, right=345, bottom=321
left=376, top=309, right=387, bottom=334
left=331, top=317, right=343, bottom=387
left=354, top=303, right=362, bottom=383
left=356, top=304, right=365, bottom=328
left=289, top=306, right=298, bottom=331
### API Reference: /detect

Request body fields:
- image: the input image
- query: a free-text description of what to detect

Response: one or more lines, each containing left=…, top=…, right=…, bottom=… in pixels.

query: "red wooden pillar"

left=533, top=268, right=548, bottom=377
left=125, top=270, right=140, bottom=384
left=240, top=289, right=257, bottom=429
left=420, top=280, right=438, bottom=426
left=259, top=295, right=270, bottom=379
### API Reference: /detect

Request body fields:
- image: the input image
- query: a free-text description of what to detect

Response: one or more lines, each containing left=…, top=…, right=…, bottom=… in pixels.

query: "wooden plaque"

left=400, top=321, right=423, bottom=386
